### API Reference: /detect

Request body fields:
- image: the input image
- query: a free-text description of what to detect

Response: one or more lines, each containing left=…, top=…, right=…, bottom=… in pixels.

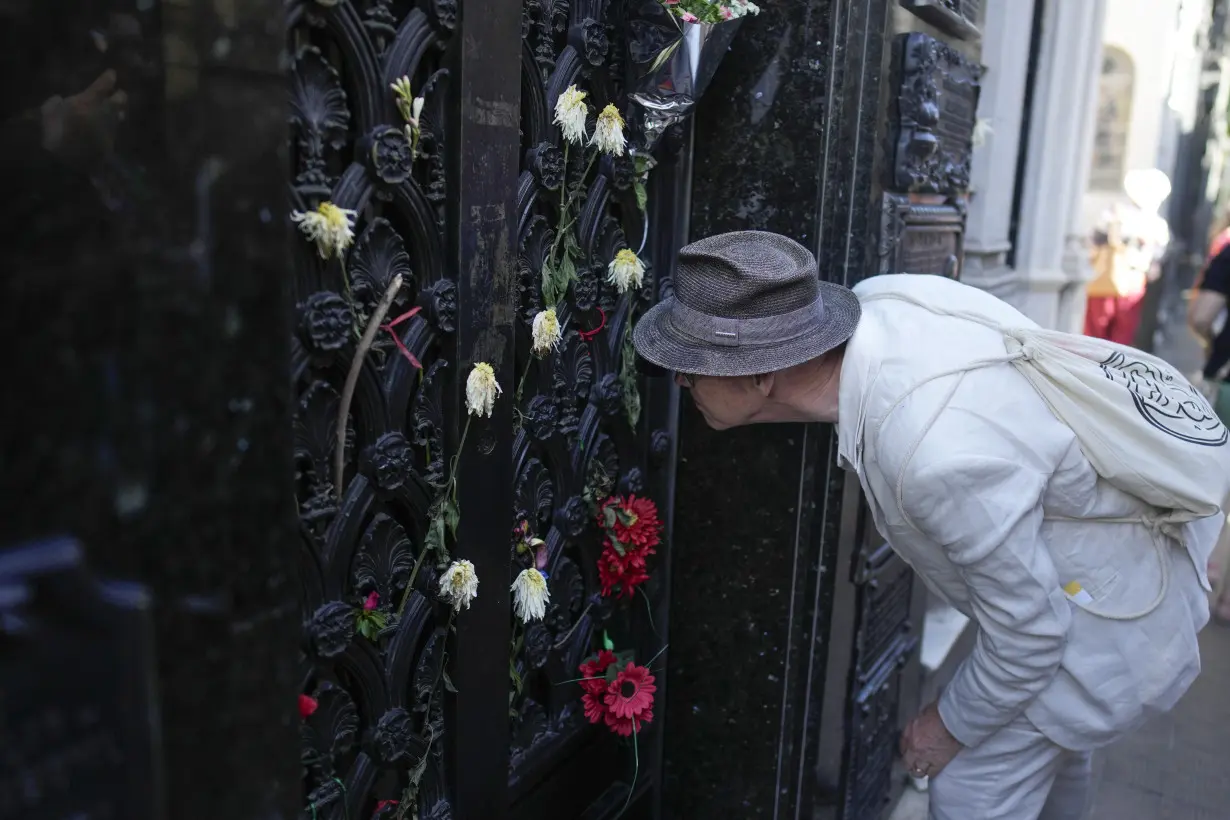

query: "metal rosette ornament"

left=624, top=0, right=756, bottom=155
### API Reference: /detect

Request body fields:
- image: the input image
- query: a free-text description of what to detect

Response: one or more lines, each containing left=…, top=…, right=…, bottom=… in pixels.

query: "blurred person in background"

left=1085, top=169, right=1172, bottom=345
left=1187, top=225, right=1230, bottom=623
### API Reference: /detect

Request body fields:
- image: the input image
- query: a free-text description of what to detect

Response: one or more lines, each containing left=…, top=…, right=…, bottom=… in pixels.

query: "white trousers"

left=928, top=713, right=1092, bottom=820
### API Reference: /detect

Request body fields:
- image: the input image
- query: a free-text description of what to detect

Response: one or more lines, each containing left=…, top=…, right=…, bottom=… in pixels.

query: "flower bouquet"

left=624, top=0, right=759, bottom=152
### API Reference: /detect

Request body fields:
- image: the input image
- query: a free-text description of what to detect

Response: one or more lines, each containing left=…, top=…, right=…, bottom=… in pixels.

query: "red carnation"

left=598, top=495, right=662, bottom=551
left=299, top=694, right=318, bottom=719
left=598, top=539, right=652, bottom=599
left=579, top=650, right=618, bottom=723
left=603, top=663, right=655, bottom=736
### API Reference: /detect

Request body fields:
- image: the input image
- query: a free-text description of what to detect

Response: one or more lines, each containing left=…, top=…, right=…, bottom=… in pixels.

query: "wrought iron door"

left=288, top=1, right=684, bottom=818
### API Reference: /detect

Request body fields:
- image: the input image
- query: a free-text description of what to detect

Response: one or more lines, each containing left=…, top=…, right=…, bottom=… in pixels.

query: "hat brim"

left=632, top=281, right=861, bottom=377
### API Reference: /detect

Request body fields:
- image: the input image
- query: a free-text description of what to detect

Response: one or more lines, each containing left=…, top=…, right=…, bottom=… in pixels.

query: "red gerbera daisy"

left=604, top=662, right=655, bottom=721
left=605, top=706, right=654, bottom=737
left=579, top=650, right=617, bottom=695
left=579, top=650, right=618, bottom=724
left=598, top=495, right=662, bottom=551
left=598, top=540, right=652, bottom=598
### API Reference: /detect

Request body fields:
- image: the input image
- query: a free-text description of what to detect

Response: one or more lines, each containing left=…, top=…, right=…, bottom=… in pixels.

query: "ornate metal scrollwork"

left=890, top=32, right=983, bottom=194
left=289, top=1, right=454, bottom=816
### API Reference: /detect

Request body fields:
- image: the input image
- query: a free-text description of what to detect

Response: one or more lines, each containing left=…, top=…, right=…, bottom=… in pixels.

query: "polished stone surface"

left=663, top=0, right=891, bottom=816
left=0, top=2, right=298, bottom=818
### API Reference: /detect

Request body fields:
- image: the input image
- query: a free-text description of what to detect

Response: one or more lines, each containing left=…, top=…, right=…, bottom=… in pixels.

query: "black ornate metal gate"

left=288, top=1, right=686, bottom=817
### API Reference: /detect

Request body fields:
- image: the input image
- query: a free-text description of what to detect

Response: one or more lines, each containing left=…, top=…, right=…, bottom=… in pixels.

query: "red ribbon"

left=578, top=307, right=607, bottom=342
left=381, top=306, right=423, bottom=369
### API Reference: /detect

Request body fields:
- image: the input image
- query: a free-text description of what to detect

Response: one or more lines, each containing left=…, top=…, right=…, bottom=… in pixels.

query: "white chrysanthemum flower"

left=465, top=362, right=502, bottom=417
left=531, top=309, right=563, bottom=357
left=511, top=568, right=550, bottom=623
left=439, top=559, right=479, bottom=612
left=607, top=248, right=645, bottom=294
left=591, top=104, right=626, bottom=156
left=554, top=85, right=588, bottom=145
left=291, top=201, right=357, bottom=259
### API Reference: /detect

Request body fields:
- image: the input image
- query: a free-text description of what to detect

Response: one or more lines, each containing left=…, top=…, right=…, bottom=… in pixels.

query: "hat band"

left=668, top=296, right=827, bottom=348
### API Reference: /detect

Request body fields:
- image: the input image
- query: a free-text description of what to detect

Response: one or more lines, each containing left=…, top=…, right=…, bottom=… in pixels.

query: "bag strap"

left=859, top=289, right=1180, bottom=622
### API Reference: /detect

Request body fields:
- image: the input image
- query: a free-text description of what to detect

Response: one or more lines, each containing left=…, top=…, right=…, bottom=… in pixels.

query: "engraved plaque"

left=900, top=0, right=981, bottom=40
left=0, top=538, right=160, bottom=820
left=891, top=32, right=983, bottom=194
left=879, top=193, right=966, bottom=278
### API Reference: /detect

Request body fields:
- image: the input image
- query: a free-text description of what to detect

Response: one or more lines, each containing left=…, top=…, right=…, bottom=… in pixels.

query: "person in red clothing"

left=1083, top=170, right=1171, bottom=345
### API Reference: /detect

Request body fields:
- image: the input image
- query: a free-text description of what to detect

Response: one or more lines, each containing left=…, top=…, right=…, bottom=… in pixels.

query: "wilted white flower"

left=591, top=104, right=626, bottom=156
left=607, top=248, right=645, bottom=294
left=465, top=362, right=502, bottom=417
left=439, top=559, right=479, bottom=612
left=511, top=568, right=550, bottom=623
left=531, top=308, right=563, bottom=356
left=291, top=201, right=357, bottom=259
left=972, top=117, right=993, bottom=148
left=554, top=85, right=588, bottom=145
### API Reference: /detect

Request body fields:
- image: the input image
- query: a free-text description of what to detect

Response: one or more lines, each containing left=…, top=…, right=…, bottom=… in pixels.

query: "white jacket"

left=837, top=274, right=1217, bottom=752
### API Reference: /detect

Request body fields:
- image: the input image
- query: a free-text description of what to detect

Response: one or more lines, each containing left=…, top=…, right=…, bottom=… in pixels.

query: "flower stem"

left=398, top=544, right=431, bottom=618
left=335, top=274, right=404, bottom=500
left=553, top=601, right=594, bottom=646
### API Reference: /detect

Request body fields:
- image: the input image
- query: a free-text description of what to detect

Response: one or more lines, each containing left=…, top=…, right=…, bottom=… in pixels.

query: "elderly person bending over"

left=634, top=231, right=1223, bottom=820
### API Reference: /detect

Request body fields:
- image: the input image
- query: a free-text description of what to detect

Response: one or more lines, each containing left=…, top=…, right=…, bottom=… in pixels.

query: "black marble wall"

left=662, top=0, right=891, bottom=817
left=0, top=2, right=298, bottom=818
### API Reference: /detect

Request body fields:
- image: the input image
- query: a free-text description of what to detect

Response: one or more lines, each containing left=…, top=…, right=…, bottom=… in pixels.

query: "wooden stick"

left=335, top=274, right=404, bottom=500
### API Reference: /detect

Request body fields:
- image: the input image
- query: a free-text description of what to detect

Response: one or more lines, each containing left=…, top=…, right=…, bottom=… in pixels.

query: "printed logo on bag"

left=1099, top=352, right=1227, bottom=446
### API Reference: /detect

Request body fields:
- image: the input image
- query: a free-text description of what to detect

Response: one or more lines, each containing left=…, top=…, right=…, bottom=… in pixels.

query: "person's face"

left=675, top=372, right=769, bottom=430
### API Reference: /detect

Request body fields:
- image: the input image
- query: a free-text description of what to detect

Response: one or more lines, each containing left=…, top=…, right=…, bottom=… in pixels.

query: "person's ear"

left=752, top=372, right=775, bottom=397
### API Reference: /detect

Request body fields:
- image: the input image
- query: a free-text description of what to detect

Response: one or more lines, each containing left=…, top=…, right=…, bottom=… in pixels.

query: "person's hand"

left=900, top=700, right=963, bottom=779
left=42, top=69, right=127, bottom=166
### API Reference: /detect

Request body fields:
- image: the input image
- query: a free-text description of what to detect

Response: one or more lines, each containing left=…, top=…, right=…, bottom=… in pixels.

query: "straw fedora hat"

left=632, top=231, right=861, bottom=377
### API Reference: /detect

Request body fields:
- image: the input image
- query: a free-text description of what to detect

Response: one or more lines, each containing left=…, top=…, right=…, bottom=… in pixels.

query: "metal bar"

left=445, top=0, right=522, bottom=815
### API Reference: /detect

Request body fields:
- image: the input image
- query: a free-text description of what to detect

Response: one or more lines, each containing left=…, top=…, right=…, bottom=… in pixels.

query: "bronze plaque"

left=891, top=32, right=983, bottom=194
left=899, top=0, right=981, bottom=40
left=879, top=194, right=966, bottom=278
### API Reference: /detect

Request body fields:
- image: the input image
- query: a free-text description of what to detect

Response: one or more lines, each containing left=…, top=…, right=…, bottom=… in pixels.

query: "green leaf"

left=424, top=509, right=447, bottom=558
left=634, top=179, right=648, bottom=213
left=541, top=258, right=557, bottom=304
left=442, top=668, right=458, bottom=693
left=442, top=498, right=460, bottom=537
left=510, top=659, right=524, bottom=695
left=602, top=630, right=615, bottom=651
left=619, top=325, right=642, bottom=428
left=602, top=505, right=620, bottom=532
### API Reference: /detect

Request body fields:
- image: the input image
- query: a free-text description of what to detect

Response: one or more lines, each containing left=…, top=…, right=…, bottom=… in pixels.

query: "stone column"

left=962, top=0, right=1038, bottom=308
left=1014, top=0, right=1111, bottom=332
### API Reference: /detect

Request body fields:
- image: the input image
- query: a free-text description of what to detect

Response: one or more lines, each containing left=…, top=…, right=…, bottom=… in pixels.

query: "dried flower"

left=298, top=694, right=319, bottom=719
left=439, top=559, right=480, bottom=611
left=531, top=308, right=563, bottom=356
left=291, top=201, right=357, bottom=259
left=554, top=85, right=589, bottom=145
left=607, top=248, right=645, bottom=294
left=465, top=362, right=502, bottom=417
left=511, top=567, right=551, bottom=623
left=363, top=591, right=379, bottom=611
left=591, top=104, right=626, bottom=156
